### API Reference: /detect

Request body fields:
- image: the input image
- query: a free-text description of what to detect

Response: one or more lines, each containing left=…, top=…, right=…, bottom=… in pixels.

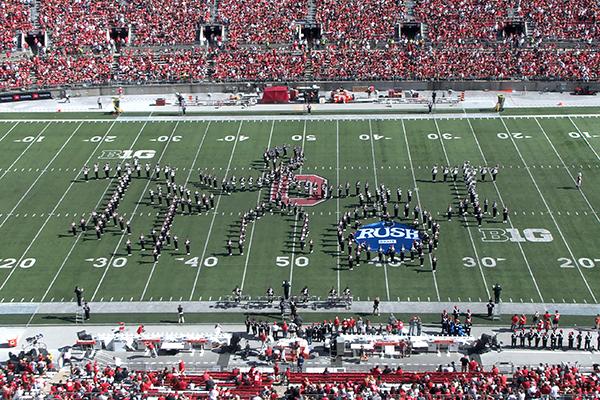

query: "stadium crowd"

left=116, top=49, right=208, bottom=83
left=1, top=44, right=598, bottom=90
left=316, top=0, right=406, bottom=43
left=519, top=0, right=599, bottom=42
left=0, top=0, right=33, bottom=53
left=36, top=0, right=209, bottom=50
left=413, top=0, right=511, bottom=43
left=0, top=0, right=598, bottom=90
left=4, top=351, right=600, bottom=399
left=216, top=0, right=307, bottom=45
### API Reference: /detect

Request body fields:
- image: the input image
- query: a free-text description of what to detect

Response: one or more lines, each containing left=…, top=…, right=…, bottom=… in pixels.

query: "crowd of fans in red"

left=217, top=0, right=307, bottom=45
left=117, top=49, right=208, bottom=83
left=0, top=0, right=598, bottom=90
left=316, top=0, right=406, bottom=43
left=286, top=364, right=600, bottom=398
left=519, top=0, right=599, bottom=42
left=413, top=0, right=510, bottom=43
left=1, top=44, right=599, bottom=90
left=0, top=0, right=33, bottom=53
left=2, top=352, right=600, bottom=399
left=309, top=44, right=600, bottom=81
left=37, top=0, right=209, bottom=50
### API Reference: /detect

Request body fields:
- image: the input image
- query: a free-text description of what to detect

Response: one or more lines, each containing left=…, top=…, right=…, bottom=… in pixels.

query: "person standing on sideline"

left=177, top=304, right=185, bottom=323
left=282, top=280, right=291, bottom=300
left=83, top=302, right=91, bottom=320
left=97, top=97, right=102, bottom=109
left=373, top=297, right=380, bottom=316
left=487, top=299, right=495, bottom=318
left=74, top=286, right=84, bottom=306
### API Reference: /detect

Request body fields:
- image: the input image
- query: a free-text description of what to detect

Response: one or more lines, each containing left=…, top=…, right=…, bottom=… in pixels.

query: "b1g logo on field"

left=271, top=174, right=328, bottom=207
left=98, top=150, right=156, bottom=160
left=480, top=228, right=553, bottom=243
left=355, top=220, right=421, bottom=252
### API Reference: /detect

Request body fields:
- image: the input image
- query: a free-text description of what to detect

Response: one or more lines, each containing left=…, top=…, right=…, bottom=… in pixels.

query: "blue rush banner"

left=354, top=220, right=421, bottom=253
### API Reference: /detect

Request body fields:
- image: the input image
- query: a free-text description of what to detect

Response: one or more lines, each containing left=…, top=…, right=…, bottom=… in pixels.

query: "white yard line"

left=535, top=118, right=600, bottom=224
left=189, top=121, right=243, bottom=301
left=38, top=120, right=146, bottom=302
left=431, top=117, right=491, bottom=300
left=240, top=121, right=275, bottom=291
left=400, top=119, right=441, bottom=302
left=568, top=117, right=600, bottom=165
left=0, top=123, right=84, bottom=230
left=92, top=121, right=180, bottom=301
left=140, top=122, right=212, bottom=300
left=465, top=118, right=543, bottom=302
left=0, top=121, right=20, bottom=142
left=184, top=122, right=212, bottom=186
left=336, top=120, right=341, bottom=294
left=0, top=123, right=83, bottom=294
left=0, top=122, right=51, bottom=182
left=499, top=117, right=597, bottom=303
left=288, top=121, right=307, bottom=288
left=368, top=120, right=390, bottom=301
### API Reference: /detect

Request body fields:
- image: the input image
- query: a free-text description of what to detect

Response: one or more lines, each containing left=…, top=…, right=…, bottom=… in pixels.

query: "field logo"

left=355, top=220, right=421, bottom=252
left=98, top=150, right=156, bottom=160
left=480, top=228, right=553, bottom=243
left=270, top=174, right=328, bottom=207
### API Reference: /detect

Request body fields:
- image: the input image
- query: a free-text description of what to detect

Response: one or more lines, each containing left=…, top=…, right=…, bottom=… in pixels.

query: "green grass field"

left=0, top=111, right=599, bottom=307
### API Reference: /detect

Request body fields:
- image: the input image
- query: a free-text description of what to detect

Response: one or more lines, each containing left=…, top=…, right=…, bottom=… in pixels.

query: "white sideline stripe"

left=0, top=122, right=20, bottom=142
left=368, top=120, right=390, bottom=301
left=3, top=113, right=600, bottom=123
left=38, top=120, right=132, bottom=303
left=0, top=122, right=51, bottom=183
left=499, top=117, right=597, bottom=303
left=336, top=120, right=340, bottom=295
left=535, top=118, right=600, bottom=225
left=240, top=120, right=274, bottom=291
left=140, top=121, right=212, bottom=300
left=0, top=123, right=84, bottom=231
left=465, top=117, right=543, bottom=302
left=189, top=121, right=243, bottom=301
left=92, top=121, right=180, bottom=301
left=432, top=117, right=490, bottom=300
left=0, top=123, right=83, bottom=292
left=288, top=121, right=307, bottom=288
left=400, top=120, right=441, bottom=302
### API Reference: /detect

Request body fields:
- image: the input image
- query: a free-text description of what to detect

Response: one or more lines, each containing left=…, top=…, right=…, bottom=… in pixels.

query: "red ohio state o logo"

left=270, top=174, right=328, bottom=207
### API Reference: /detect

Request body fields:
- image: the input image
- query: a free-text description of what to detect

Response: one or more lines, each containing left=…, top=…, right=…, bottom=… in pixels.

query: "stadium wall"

left=51, top=80, right=598, bottom=98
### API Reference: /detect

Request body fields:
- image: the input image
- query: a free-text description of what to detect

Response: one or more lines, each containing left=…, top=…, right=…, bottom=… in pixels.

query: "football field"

left=0, top=111, right=599, bottom=308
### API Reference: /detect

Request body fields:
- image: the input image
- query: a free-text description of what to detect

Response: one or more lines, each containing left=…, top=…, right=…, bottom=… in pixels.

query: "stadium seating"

left=211, top=48, right=307, bottom=81
left=38, top=0, right=209, bottom=49
left=0, top=0, right=598, bottom=89
left=412, top=0, right=511, bottom=43
left=0, top=56, right=34, bottom=90
left=1, top=44, right=599, bottom=91
left=0, top=0, right=33, bottom=52
left=3, top=357, right=600, bottom=399
left=315, top=0, right=407, bottom=42
left=310, top=44, right=600, bottom=81
left=32, top=52, right=113, bottom=88
left=519, top=0, right=600, bottom=41
left=216, top=0, right=308, bottom=45
left=116, top=49, right=208, bottom=84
